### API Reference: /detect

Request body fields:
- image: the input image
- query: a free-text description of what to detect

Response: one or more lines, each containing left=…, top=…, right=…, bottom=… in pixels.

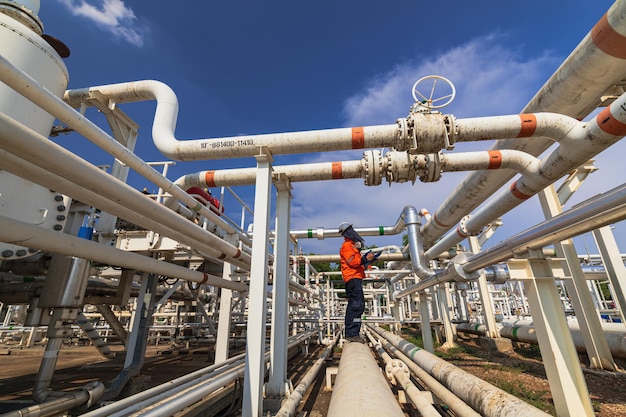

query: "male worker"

left=339, top=222, right=376, bottom=343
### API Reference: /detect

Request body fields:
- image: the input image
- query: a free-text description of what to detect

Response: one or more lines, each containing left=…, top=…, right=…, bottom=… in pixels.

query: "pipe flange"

left=443, top=114, right=457, bottom=150
left=385, top=359, right=409, bottom=385
left=385, top=150, right=418, bottom=184
left=395, top=118, right=409, bottom=151
left=419, top=153, right=442, bottom=182
left=363, top=150, right=383, bottom=186
left=458, top=215, right=483, bottom=237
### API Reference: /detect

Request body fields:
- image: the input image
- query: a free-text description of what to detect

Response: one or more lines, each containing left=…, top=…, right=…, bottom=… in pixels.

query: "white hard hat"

left=338, top=222, right=352, bottom=234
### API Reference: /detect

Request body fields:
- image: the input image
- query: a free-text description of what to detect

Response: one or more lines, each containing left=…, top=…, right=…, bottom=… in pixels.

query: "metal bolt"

left=54, top=195, right=63, bottom=201
left=56, top=215, right=66, bottom=221
left=53, top=224, right=63, bottom=231
left=16, top=250, right=27, bottom=256
left=57, top=205, right=66, bottom=211
left=2, top=250, right=14, bottom=257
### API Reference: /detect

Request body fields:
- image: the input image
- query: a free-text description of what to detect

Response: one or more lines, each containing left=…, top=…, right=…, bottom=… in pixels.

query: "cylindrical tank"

left=0, top=1, right=71, bottom=261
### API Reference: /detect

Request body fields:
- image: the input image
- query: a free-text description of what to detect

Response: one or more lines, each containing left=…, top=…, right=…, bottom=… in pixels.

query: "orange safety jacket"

left=340, top=238, right=365, bottom=283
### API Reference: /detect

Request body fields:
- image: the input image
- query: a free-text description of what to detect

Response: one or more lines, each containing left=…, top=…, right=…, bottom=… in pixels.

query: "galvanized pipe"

left=402, top=206, right=435, bottom=279
left=368, top=325, right=552, bottom=417
left=0, top=215, right=248, bottom=292
left=327, top=341, right=405, bottom=417
left=32, top=335, right=64, bottom=402
left=421, top=0, right=626, bottom=244
left=2, top=381, right=104, bottom=417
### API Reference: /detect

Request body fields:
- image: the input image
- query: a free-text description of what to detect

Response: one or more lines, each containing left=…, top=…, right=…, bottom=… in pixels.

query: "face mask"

left=355, top=241, right=362, bottom=249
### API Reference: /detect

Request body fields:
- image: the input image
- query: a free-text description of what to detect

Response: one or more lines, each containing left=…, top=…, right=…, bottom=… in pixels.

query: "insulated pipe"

left=397, top=183, right=626, bottom=297
left=364, top=330, right=442, bottom=417
left=0, top=113, right=250, bottom=267
left=327, top=341, right=405, bottom=417
left=0, top=215, right=249, bottom=292
left=275, top=334, right=340, bottom=417
left=61, top=80, right=400, bottom=161
left=0, top=55, right=240, bottom=237
left=463, top=183, right=626, bottom=273
left=368, top=326, right=481, bottom=417
left=402, top=206, right=435, bottom=279
left=368, top=324, right=552, bottom=417
left=426, top=95, right=626, bottom=259
left=421, top=0, right=626, bottom=244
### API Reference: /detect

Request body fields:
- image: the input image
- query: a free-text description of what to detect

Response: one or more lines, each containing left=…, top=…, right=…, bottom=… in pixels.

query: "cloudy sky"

left=36, top=0, right=624, bottom=256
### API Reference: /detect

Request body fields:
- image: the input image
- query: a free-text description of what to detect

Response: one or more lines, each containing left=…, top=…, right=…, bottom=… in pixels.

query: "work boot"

left=346, top=335, right=366, bottom=343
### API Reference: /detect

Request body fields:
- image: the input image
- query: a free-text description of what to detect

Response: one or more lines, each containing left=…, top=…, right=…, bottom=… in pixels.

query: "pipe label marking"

left=351, top=127, right=365, bottom=149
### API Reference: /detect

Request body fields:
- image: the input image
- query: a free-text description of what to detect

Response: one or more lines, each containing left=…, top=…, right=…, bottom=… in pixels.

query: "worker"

left=339, top=222, right=376, bottom=343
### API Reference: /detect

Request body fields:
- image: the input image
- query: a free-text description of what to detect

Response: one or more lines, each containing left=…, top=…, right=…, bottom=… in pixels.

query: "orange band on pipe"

left=433, top=212, right=449, bottom=228
left=201, top=273, right=209, bottom=284
left=352, top=127, right=365, bottom=149
left=331, top=162, right=343, bottom=179
left=487, top=150, right=502, bottom=169
left=456, top=227, right=468, bottom=238
left=596, top=106, right=626, bottom=136
left=518, top=114, right=537, bottom=137
left=205, top=171, right=216, bottom=188
left=233, top=248, right=241, bottom=259
left=592, top=13, right=626, bottom=59
left=510, top=181, right=532, bottom=200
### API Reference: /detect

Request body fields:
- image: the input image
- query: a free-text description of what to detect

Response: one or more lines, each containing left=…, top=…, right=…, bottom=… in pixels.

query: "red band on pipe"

left=352, top=127, right=365, bottom=149
left=456, top=226, right=468, bottom=238
left=201, top=273, right=209, bottom=284
left=487, top=150, right=502, bottom=169
left=592, top=13, right=626, bottom=59
left=433, top=212, right=449, bottom=228
left=510, top=181, right=532, bottom=200
left=218, top=253, right=227, bottom=260
left=596, top=106, right=626, bottom=136
left=518, top=114, right=537, bottom=137
left=331, top=162, right=343, bottom=179
left=233, top=248, right=242, bottom=259
left=205, top=171, right=216, bottom=188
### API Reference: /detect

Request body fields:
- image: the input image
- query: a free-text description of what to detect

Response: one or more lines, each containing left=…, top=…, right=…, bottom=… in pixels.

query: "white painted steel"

left=0, top=11, right=69, bottom=259
left=242, top=154, right=273, bottom=417
left=593, top=225, right=626, bottom=323
left=327, top=342, right=405, bottom=417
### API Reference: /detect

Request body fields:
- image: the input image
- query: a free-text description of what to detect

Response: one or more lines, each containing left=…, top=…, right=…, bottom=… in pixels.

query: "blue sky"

left=35, top=0, right=625, bottom=256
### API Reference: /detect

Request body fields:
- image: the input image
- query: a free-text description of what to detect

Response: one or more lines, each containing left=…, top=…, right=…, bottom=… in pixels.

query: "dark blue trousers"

left=344, top=278, right=365, bottom=337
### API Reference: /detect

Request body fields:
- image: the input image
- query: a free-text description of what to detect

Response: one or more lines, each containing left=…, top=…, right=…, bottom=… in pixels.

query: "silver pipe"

left=463, top=183, right=626, bottom=273
left=402, top=206, right=435, bottom=279
left=368, top=324, right=552, bottom=417
left=32, top=336, right=64, bottom=402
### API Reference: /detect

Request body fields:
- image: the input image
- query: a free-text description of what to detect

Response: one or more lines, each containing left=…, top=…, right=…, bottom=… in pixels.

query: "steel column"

left=468, top=237, right=499, bottom=338
left=242, top=152, right=273, bottom=417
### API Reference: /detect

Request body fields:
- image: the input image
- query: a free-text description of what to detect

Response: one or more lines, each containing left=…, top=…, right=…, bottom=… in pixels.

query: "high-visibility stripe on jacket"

left=340, top=238, right=365, bottom=283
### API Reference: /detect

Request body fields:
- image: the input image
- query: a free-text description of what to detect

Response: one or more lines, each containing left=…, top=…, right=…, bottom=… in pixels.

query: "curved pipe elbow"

left=401, top=205, right=435, bottom=279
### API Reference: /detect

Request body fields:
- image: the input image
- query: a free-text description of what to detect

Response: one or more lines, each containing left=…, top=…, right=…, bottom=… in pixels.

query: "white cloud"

left=291, top=34, right=626, bottom=256
left=56, top=0, right=145, bottom=46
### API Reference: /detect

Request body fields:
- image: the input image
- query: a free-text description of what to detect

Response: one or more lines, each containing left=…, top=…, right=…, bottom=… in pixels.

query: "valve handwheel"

left=411, top=75, right=456, bottom=109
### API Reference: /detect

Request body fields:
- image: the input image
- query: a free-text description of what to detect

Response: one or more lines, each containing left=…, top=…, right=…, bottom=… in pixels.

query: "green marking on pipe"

left=410, top=347, right=421, bottom=359
left=512, top=326, right=519, bottom=341
left=379, top=226, right=384, bottom=235
left=307, top=229, right=313, bottom=238
left=474, top=324, right=481, bottom=331
left=192, top=203, right=202, bottom=212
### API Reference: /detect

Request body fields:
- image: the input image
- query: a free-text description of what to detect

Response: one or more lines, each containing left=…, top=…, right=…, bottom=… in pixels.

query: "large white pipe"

left=426, top=93, right=626, bottom=259
left=368, top=324, right=552, bottom=417
left=421, top=0, right=626, bottom=244
left=0, top=215, right=248, bottom=292
left=327, top=341, right=405, bottom=417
